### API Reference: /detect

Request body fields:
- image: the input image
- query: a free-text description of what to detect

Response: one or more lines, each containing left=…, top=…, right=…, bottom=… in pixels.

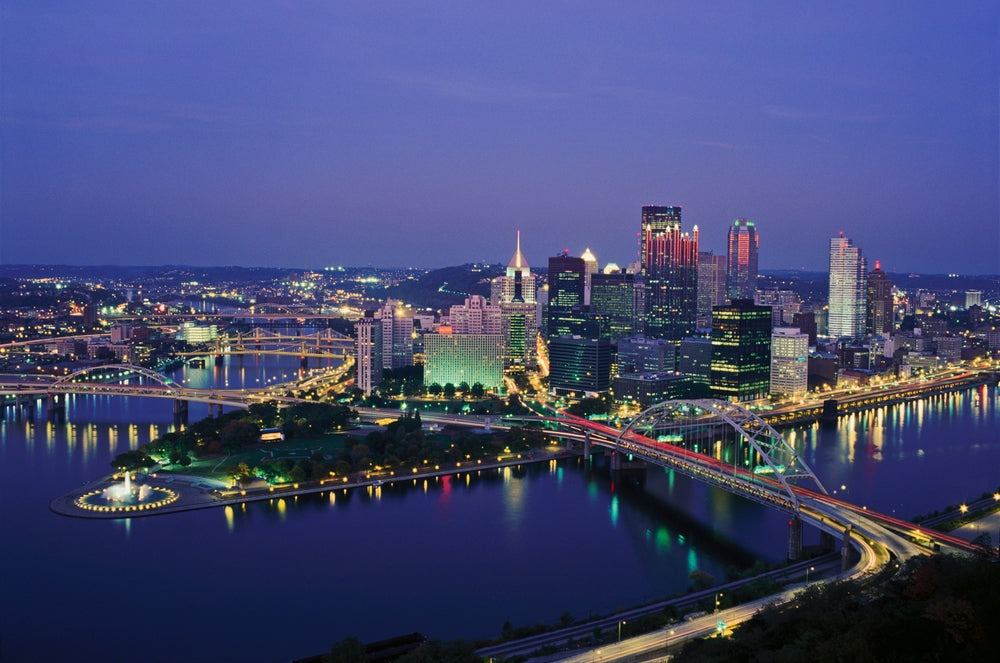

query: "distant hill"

left=377, top=264, right=503, bottom=311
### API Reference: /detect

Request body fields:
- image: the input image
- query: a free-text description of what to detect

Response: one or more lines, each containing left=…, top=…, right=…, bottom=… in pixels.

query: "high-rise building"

left=493, top=231, right=540, bottom=370
left=547, top=253, right=587, bottom=338
left=581, top=247, right=598, bottom=305
left=726, top=219, right=759, bottom=301
left=865, top=261, right=893, bottom=335
left=770, top=327, right=809, bottom=397
left=590, top=271, right=638, bottom=341
left=355, top=317, right=383, bottom=396
left=447, top=295, right=501, bottom=335
left=827, top=234, right=867, bottom=340
left=423, top=331, right=504, bottom=393
left=710, top=299, right=772, bottom=402
left=616, top=336, right=676, bottom=374
left=376, top=302, right=414, bottom=369
left=640, top=205, right=699, bottom=341
left=697, top=251, right=727, bottom=328
left=548, top=335, right=612, bottom=396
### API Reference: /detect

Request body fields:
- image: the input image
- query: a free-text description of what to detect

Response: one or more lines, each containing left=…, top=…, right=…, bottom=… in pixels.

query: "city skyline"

left=1, top=2, right=997, bottom=273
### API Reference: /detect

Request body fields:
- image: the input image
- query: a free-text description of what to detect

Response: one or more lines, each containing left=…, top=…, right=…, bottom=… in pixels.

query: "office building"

left=355, top=317, right=383, bottom=396
left=865, top=261, right=893, bottom=335
left=697, top=251, right=727, bottom=328
left=376, top=302, right=414, bottom=369
left=447, top=295, right=501, bottom=335
left=590, top=271, right=638, bottom=341
left=828, top=234, right=867, bottom=339
left=641, top=205, right=699, bottom=341
left=770, top=327, right=809, bottom=397
left=548, top=335, right=612, bottom=396
left=616, top=336, right=676, bottom=374
left=423, top=331, right=504, bottom=393
left=710, top=299, right=772, bottom=402
left=547, top=253, right=587, bottom=338
left=493, top=231, right=540, bottom=370
left=581, top=247, right=598, bottom=305
left=726, top=219, right=759, bottom=301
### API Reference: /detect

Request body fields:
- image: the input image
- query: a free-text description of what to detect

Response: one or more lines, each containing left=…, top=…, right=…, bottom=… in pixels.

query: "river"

left=1, top=356, right=998, bottom=662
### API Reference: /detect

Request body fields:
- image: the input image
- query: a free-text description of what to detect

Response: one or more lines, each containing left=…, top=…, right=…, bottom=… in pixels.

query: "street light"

left=806, top=566, right=815, bottom=582
left=715, top=592, right=723, bottom=613
left=618, top=620, right=626, bottom=643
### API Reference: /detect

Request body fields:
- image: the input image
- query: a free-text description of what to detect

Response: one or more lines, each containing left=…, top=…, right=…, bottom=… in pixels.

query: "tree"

left=470, top=382, right=485, bottom=398
left=110, top=450, right=155, bottom=474
left=443, top=383, right=456, bottom=399
left=220, top=420, right=259, bottom=453
left=428, top=383, right=442, bottom=396
left=458, top=381, right=470, bottom=396
left=324, top=636, right=365, bottom=663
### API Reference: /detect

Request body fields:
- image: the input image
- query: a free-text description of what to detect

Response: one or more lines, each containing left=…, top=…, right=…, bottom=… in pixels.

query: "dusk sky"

left=1, top=1, right=997, bottom=274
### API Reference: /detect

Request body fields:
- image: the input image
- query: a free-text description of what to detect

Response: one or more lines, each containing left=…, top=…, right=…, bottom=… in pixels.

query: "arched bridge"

left=546, top=399, right=828, bottom=514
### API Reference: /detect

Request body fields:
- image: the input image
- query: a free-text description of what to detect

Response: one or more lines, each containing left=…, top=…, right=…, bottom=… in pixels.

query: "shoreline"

left=49, top=448, right=567, bottom=519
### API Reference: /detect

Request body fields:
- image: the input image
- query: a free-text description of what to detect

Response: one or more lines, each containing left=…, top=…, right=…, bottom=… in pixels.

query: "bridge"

left=178, top=328, right=354, bottom=366
left=0, top=364, right=310, bottom=422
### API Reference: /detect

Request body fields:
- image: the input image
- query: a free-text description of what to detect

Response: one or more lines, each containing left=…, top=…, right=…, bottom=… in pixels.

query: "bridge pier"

left=819, top=530, right=836, bottom=553
left=215, top=354, right=224, bottom=366
left=582, top=431, right=591, bottom=461
left=842, top=525, right=853, bottom=572
left=46, top=393, right=66, bottom=423
left=821, top=399, right=839, bottom=425
left=173, top=399, right=189, bottom=426
left=787, top=515, right=803, bottom=561
left=299, top=355, right=308, bottom=368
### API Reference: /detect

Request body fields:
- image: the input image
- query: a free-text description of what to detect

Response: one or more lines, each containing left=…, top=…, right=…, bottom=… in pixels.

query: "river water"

left=1, top=357, right=998, bottom=662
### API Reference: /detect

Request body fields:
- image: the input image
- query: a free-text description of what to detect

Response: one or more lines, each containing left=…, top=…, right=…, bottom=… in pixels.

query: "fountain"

left=75, top=472, right=179, bottom=514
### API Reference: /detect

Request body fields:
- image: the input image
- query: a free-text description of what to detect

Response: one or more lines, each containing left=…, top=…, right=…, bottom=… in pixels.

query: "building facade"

left=355, top=317, right=383, bottom=396
left=726, top=219, right=759, bottom=301
left=548, top=335, right=612, bottom=395
left=828, top=234, right=867, bottom=340
left=640, top=205, right=699, bottom=341
left=710, top=299, right=772, bottom=402
left=697, top=251, right=727, bottom=328
left=865, top=261, right=893, bottom=335
left=423, top=332, right=505, bottom=393
left=493, top=231, right=540, bottom=370
left=770, top=327, right=809, bottom=397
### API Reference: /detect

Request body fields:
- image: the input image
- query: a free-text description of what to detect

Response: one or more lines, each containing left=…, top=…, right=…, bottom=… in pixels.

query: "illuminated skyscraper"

left=710, top=299, right=772, bottom=402
left=828, top=234, right=866, bottom=339
left=581, top=247, right=598, bottom=305
left=865, top=261, right=893, bottom=335
left=355, top=317, right=383, bottom=396
left=770, top=327, right=808, bottom=397
left=423, top=331, right=504, bottom=393
left=547, top=252, right=587, bottom=338
left=726, top=219, right=759, bottom=301
left=492, top=231, right=540, bottom=369
left=640, top=205, right=699, bottom=341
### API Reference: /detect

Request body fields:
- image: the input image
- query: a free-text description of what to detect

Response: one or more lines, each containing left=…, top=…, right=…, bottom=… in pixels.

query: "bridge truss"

left=607, top=399, right=828, bottom=512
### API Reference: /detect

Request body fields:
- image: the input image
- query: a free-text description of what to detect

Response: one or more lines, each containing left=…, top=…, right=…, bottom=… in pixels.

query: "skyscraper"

left=547, top=252, right=587, bottom=338
left=640, top=205, right=699, bottom=341
left=697, top=251, right=727, bottom=328
left=710, top=299, right=772, bottom=402
left=726, top=219, right=759, bottom=301
left=770, top=327, right=809, bottom=397
left=827, top=234, right=867, bottom=340
left=581, top=247, right=598, bottom=305
left=590, top=271, right=638, bottom=341
left=493, top=231, right=540, bottom=370
left=865, top=261, right=893, bottom=335
left=355, top=317, right=383, bottom=396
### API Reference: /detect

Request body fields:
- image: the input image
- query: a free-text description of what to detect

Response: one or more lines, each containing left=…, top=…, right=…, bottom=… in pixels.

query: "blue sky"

left=2, top=1, right=997, bottom=273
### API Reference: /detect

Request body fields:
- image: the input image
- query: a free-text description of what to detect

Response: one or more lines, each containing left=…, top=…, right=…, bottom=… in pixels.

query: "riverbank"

left=49, top=446, right=569, bottom=519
